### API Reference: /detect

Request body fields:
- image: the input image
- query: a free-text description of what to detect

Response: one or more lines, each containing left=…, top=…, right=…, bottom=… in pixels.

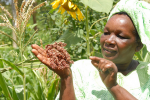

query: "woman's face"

left=100, top=14, right=138, bottom=65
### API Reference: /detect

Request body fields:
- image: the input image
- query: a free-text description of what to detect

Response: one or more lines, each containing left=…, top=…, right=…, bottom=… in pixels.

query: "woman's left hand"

left=90, top=56, right=118, bottom=89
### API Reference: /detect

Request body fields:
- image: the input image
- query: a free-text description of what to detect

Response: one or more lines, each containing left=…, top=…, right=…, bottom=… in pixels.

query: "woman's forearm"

left=108, top=84, right=137, bottom=100
left=59, top=75, right=76, bottom=100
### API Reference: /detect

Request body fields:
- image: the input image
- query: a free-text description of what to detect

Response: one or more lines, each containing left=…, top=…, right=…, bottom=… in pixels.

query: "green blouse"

left=56, top=59, right=150, bottom=100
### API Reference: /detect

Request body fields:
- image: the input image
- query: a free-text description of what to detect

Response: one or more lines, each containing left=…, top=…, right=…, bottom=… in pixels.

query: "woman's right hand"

left=31, top=44, right=72, bottom=79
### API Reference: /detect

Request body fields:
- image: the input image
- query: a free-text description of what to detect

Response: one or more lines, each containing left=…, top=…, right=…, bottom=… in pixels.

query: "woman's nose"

left=105, top=35, right=116, bottom=45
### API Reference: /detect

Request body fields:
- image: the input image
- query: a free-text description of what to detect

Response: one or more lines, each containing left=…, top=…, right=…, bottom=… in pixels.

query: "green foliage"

left=135, top=46, right=150, bottom=62
left=0, top=72, right=12, bottom=100
left=0, top=0, right=113, bottom=99
left=47, top=78, right=59, bottom=100
left=81, top=0, right=114, bottom=13
left=0, top=2, right=110, bottom=100
left=0, top=58, right=24, bottom=76
left=12, top=86, right=19, bottom=100
left=56, top=29, right=84, bottom=48
left=1, top=0, right=149, bottom=100
left=0, top=55, right=4, bottom=68
left=0, top=26, right=12, bottom=46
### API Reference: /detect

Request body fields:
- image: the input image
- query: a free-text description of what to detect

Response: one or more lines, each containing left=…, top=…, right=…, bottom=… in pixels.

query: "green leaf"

left=32, top=70, right=47, bottom=99
left=94, top=44, right=99, bottom=50
left=0, top=72, right=12, bottom=100
left=0, top=55, right=4, bottom=68
left=27, top=24, right=37, bottom=30
left=12, top=86, right=19, bottom=100
left=144, top=52, right=150, bottom=62
left=13, top=85, right=24, bottom=100
left=77, top=46, right=83, bottom=53
left=26, top=76, right=38, bottom=100
left=135, top=52, right=143, bottom=61
left=47, top=78, right=59, bottom=100
left=0, top=58, right=24, bottom=76
left=80, top=0, right=114, bottom=14
left=90, top=29, right=96, bottom=36
left=37, top=82, right=45, bottom=100
left=56, top=29, right=83, bottom=48
left=142, top=46, right=148, bottom=59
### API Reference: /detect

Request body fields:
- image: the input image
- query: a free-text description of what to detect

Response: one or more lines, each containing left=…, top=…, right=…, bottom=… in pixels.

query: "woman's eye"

left=117, top=35, right=126, bottom=39
left=104, top=32, right=110, bottom=35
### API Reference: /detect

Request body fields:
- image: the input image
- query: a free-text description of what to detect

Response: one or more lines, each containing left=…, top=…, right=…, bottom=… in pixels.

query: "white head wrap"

left=108, top=0, right=150, bottom=52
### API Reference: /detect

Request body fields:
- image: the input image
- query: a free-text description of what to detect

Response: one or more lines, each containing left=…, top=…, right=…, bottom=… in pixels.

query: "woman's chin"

left=102, top=54, right=118, bottom=62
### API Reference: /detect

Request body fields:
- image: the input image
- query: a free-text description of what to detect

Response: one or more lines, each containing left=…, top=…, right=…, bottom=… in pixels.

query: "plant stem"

left=23, top=29, right=38, bottom=53
left=85, top=6, right=90, bottom=58
left=89, top=17, right=108, bottom=32
left=19, top=36, right=26, bottom=100
left=0, top=30, right=18, bottom=46
left=22, top=54, right=26, bottom=100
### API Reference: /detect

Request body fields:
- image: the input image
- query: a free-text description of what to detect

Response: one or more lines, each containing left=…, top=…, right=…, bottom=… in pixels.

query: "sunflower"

left=51, top=0, right=84, bottom=21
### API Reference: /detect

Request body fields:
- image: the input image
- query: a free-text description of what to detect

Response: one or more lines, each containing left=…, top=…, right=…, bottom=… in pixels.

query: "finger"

left=89, top=56, right=102, bottom=62
left=91, top=60, right=99, bottom=67
left=32, top=49, right=38, bottom=56
left=98, top=59, right=106, bottom=72
left=103, top=63, right=114, bottom=72
left=31, top=44, right=40, bottom=49
left=41, top=58, right=51, bottom=68
left=37, top=47, right=47, bottom=57
left=31, top=44, right=45, bottom=52
left=31, top=44, right=46, bottom=57
left=37, top=54, right=51, bottom=67
left=37, top=54, right=44, bottom=62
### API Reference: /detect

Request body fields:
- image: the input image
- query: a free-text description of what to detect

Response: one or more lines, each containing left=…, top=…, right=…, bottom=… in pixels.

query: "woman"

left=31, top=0, right=150, bottom=99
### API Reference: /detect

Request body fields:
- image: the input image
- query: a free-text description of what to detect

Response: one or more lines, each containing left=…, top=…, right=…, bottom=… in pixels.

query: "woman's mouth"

left=104, top=48, right=116, bottom=53
left=103, top=48, right=117, bottom=56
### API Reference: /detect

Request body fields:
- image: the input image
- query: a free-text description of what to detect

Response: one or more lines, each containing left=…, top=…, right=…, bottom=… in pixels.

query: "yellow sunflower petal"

left=51, top=1, right=55, bottom=5
left=61, top=7, right=66, bottom=14
left=70, top=12, right=76, bottom=20
left=76, top=8, right=81, bottom=15
left=53, top=0, right=84, bottom=21
left=51, top=0, right=60, bottom=9
left=79, top=14, right=84, bottom=21
left=68, top=1, right=74, bottom=9
left=58, top=5, right=62, bottom=13
left=77, top=8, right=84, bottom=21
left=73, top=5, right=77, bottom=10
left=62, top=0, right=67, bottom=5
left=78, top=14, right=83, bottom=21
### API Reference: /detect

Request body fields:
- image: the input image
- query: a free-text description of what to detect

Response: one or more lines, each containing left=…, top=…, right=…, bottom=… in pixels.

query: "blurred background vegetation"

left=0, top=0, right=149, bottom=100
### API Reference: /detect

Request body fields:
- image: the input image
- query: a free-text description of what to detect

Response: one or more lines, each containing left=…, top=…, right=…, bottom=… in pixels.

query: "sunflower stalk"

left=85, top=6, right=90, bottom=58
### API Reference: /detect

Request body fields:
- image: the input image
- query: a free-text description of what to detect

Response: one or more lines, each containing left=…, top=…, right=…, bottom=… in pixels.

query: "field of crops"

left=0, top=0, right=150, bottom=100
